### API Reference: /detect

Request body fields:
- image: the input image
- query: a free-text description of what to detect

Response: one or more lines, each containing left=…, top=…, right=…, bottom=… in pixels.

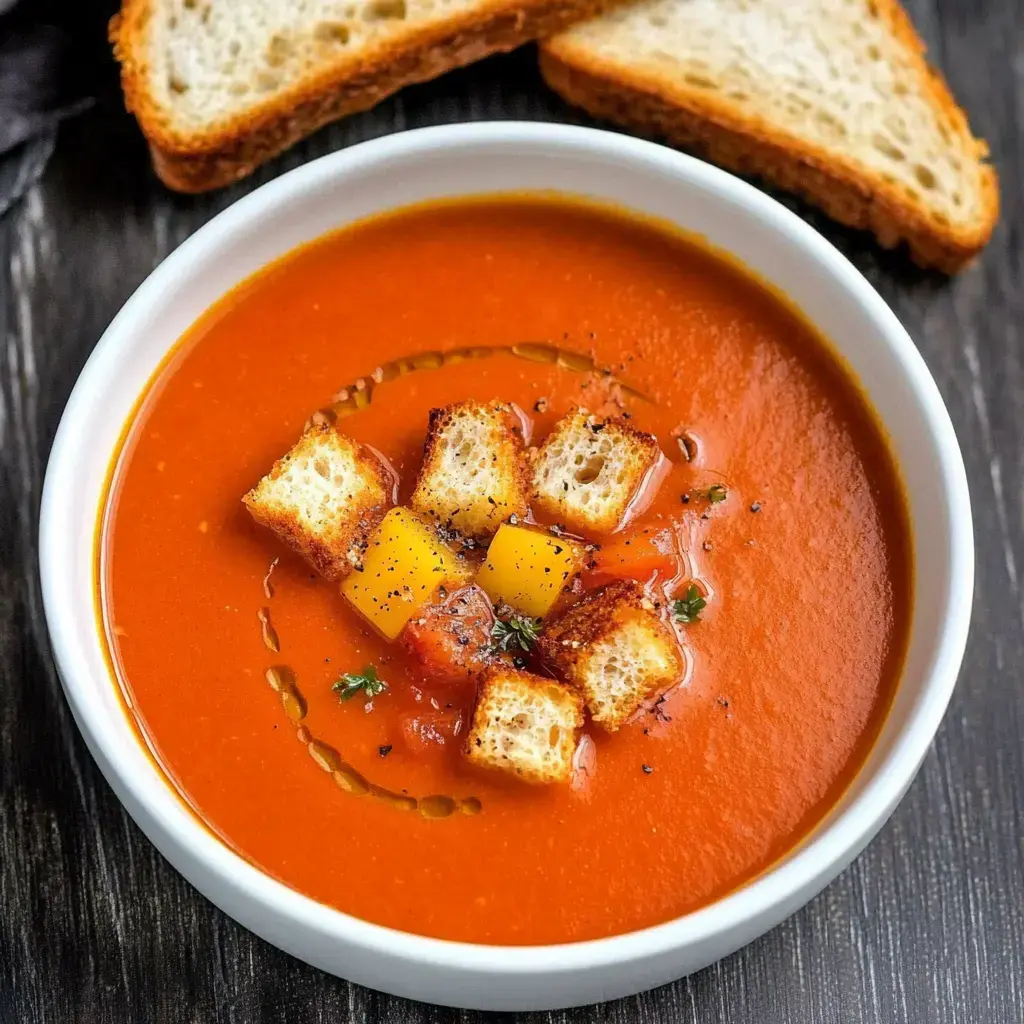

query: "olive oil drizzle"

left=273, top=345, right=649, bottom=808
left=260, top=658, right=481, bottom=819
left=305, top=342, right=651, bottom=429
left=257, top=607, right=280, bottom=652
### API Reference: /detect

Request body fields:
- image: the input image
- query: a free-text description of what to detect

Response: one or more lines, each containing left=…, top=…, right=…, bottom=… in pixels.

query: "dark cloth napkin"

left=0, top=0, right=94, bottom=216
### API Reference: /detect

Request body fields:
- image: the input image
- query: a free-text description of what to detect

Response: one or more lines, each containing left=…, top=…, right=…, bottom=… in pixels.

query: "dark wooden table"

left=1, top=1, right=1021, bottom=1020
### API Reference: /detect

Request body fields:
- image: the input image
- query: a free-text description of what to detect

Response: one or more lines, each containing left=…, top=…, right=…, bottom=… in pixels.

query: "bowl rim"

left=39, top=120, right=972, bottom=977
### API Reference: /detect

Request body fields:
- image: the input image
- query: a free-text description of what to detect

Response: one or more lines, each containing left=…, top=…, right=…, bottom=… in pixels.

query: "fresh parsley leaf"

left=673, top=584, right=707, bottom=624
left=706, top=483, right=728, bottom=504
left=490, top=614, right=541, bottom=653
left=333, top=665, right=386, bottom=701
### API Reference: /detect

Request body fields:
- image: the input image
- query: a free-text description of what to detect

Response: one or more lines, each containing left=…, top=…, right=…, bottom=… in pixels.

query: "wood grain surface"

left=1, top=1, right=1021, bottom=1020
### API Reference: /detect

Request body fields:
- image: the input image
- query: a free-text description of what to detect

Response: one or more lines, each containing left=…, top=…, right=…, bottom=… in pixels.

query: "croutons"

left=465, top=667, right=583, bottom=784
left=532, top=409, right=661, bottom=535
left=402, top=584, right=496, bottom=689
left=538, top=580, right=681, bottom=731
left=243, top=423, right=393, bottom=580
left=410, top=400, right=529, bottom=538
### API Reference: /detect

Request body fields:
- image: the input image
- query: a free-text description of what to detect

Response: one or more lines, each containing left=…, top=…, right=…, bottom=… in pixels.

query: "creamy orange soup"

left=100, top=197, right=911, bottom=944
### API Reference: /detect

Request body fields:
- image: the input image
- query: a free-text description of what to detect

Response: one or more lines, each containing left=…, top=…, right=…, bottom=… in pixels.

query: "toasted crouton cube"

left=532, top=409, right=661, bottom=535
left=538, top=580, right=681, bottom=731
left=410, top=400, right=529, bottom=537
left=243, top=424, right=393, bottom=580
left=465, top=667, right=583, bottom=784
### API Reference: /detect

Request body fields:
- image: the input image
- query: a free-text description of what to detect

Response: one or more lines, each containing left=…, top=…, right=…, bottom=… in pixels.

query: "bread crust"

left=532, top=407, right=660, bottom=535
left=465, top=666, right=584, bottom=783
left=538, top=579, right=681, bottom=730
left=411, top=399, right=530, bottom=537
left=243, top=423, right=392, bottom=580
left=111, top=0, right=616, bottom=192
left=540, top=0, right=998, bottom=273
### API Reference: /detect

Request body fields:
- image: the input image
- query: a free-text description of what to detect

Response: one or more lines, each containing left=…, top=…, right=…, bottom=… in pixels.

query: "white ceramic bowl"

left=40, top=122, right=972, bottom=1011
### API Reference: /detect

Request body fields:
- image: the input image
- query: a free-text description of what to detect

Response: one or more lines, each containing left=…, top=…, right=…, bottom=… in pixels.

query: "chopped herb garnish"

left=490, top=614, right=541, bottom=653
left=378, top=744, right=392, bottom=757
left=707, top=483, right=728, bottom=504
left=333, top=665, right=387, bottom=701
left=673, top=584, right=707, bottom=624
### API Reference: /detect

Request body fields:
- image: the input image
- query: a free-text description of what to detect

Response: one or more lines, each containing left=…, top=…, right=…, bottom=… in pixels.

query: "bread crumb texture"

left=532, top=408, right=660, bottom=535
left=131, top=0, right=465, bottom=129
left=466, top=667, right=583, bottom=783
left=542, top=0, right=998, bottom=270
left=411, top=400, right=529, bottom=538
left=110, top=0, right=613, bottom=190
left=539, top=579, right=681, bottom=730
left=243, top=423, right=392, bottom=580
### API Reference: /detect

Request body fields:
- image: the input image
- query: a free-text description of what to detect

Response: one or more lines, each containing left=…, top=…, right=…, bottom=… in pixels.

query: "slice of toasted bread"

left=532, top=408, right=660, bottom=536
left=243, top=423, right=392, bottom=579
left=110, top=0, right=615, bottom=192
left=465, top=666, right=583, bottom=783
left=538, top=579, right=680, bottom=730
left=411, top=400, right=529, bottom=538
left=540, top=0, right=998, bottom=272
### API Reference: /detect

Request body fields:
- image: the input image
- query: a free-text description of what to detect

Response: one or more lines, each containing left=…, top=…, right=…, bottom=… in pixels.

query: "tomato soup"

left=100, top=196, right=912, bottom=945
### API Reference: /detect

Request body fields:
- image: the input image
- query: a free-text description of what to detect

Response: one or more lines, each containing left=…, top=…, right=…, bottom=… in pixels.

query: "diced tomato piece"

left=400, top=709, right=464, bottom=754
left=581, top=530, right=678, bottom=586
left=401, top=584, right=495, bottom=690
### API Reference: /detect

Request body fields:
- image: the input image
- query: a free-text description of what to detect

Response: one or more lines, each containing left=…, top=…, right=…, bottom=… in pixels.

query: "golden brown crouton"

left=410, top=400, right=529, bottom=538
left=465, top=666, right=583, bottom=784
left=243, top=423, right=393, bottom=580
left=532, top=409, right=661, bottom=535
left=538, top=580, right=682, bottom=731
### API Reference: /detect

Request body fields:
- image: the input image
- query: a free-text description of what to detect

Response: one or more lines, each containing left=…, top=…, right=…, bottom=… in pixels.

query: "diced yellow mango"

left=476, top=524, right=583, bottom=619
left=341, top=508, right=470, bottom=640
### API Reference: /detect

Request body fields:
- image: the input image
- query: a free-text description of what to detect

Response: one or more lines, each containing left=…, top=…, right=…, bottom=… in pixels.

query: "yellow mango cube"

left=477, top=524, right=583, bottom=619
left=341, top=508, right=470, bottom=639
